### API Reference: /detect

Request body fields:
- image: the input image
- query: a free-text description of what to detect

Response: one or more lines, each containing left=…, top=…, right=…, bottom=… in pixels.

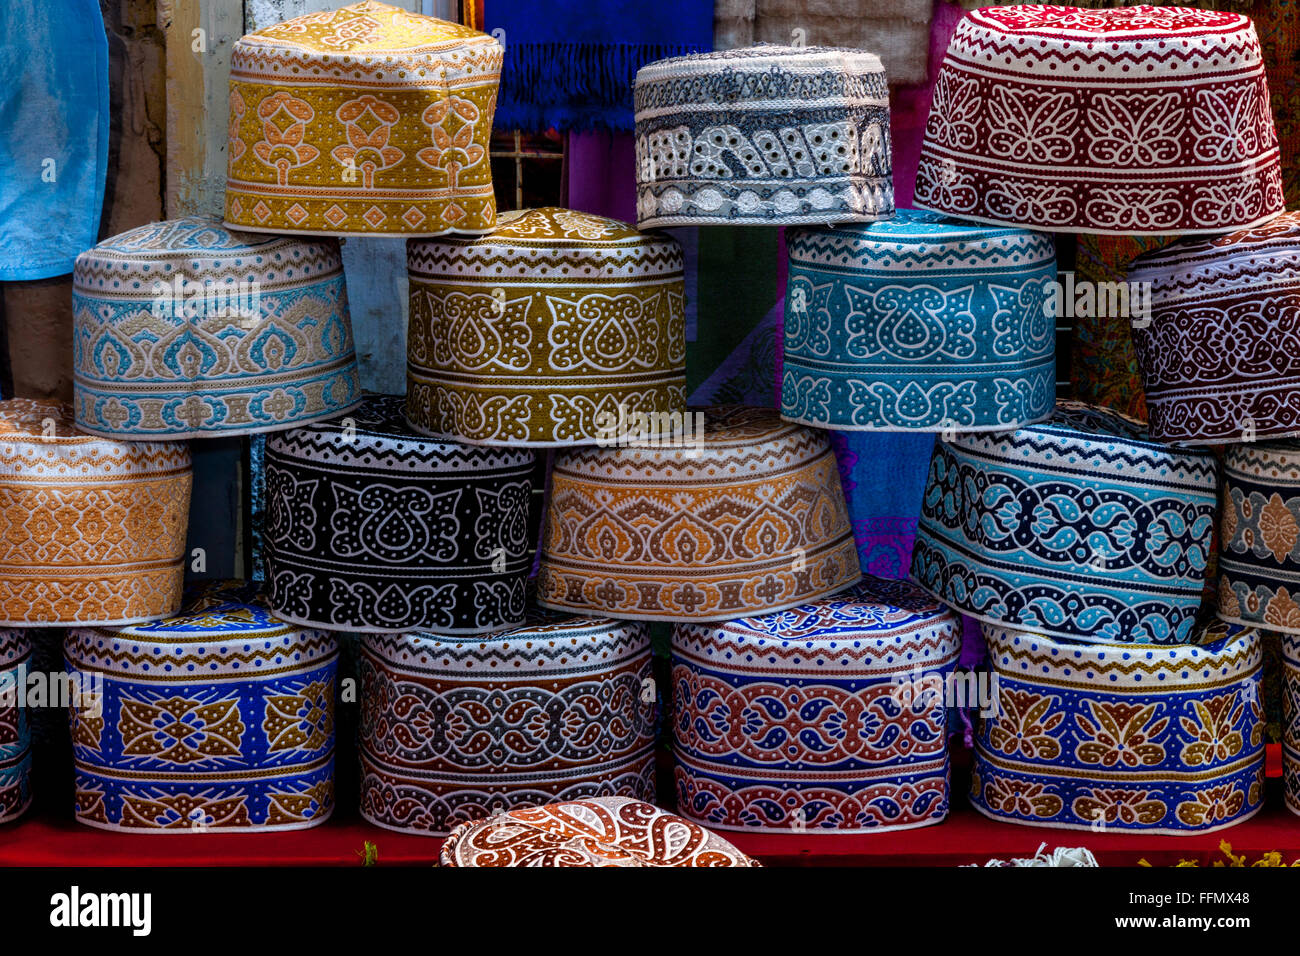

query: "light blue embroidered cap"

left=72, top=216, right=362, bottom=439
left=783, top=208, right=1056, bottom=432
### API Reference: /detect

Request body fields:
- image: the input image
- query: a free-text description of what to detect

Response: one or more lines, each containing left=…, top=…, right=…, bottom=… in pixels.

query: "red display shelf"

left=5, top=780, right=1294, bottom=868
left=3, top=786, right=1297, bottom=868
left=3, top=747, right=1292, bottom=867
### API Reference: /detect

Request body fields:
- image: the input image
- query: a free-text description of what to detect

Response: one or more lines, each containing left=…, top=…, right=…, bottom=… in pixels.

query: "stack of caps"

left=1129, top=211, right=1300, bottom=445
left=974, top=621, right=1263, bottom=833
left=405, top=207, right=686, bottom=446
left=64, top=582, right=338, bottom=832
left=672, top=575, right=961, bottom=833
left=0, top=632, right=32, bottom=824
left=440, top=797, right=760, bottom=867
left=73, top=217, right=362, bottom=438
left=262, top=394, right=537, bottom=635
left=359, top=610, right=654, bottom=835
left=633, top=46, right=893, bottom=227
left=538, top=405, right=860, bottom=622
left=911, top=399, right=1218, bottom=645
left=914, top=4, right=1283, bottom=234
left=225, top=1, right=503, bottom=237
left=782, top=209, right=1056, bottom=432
left=0, top=399, right=191, bottom=626
left=1220, top=441, right=1300, bottom=816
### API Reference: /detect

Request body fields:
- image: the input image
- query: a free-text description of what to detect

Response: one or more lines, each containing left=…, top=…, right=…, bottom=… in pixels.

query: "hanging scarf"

left=484, top=0, right=713, bottom=132
left=0, top=0, right=108, bottom=279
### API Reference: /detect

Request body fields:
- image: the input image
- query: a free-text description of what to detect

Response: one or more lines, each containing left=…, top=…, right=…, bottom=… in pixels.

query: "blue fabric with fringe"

left=484, top=0, right=713, bottom=133
left=0, top=0, right=109, bottom=280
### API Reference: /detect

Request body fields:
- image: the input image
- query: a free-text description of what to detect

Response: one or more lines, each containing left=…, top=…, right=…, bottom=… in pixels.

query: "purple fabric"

left=566, top=131, right=638, bottom=222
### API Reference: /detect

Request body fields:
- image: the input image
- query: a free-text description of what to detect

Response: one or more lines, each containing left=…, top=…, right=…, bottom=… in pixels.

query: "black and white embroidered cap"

left=263, top=394, right=538, bottom=634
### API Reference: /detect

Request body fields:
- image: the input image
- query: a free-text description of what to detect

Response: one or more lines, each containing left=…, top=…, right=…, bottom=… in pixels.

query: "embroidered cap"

left=783, top=209, right=1057, bottom=431
left=538, top=405, right=861, bottom=621
left=910, top=400, right=1218, bottom=644
left=1219, top=441, right=1300, bottom=634
left=225, top=1, right=502, bottom=236
left=73, top=217, right=362, bottom=438
left=1282, top=634, right=1300, bottom=816
left=406, top=207, right=686, bottom=446
left=1129, top=211, right=1300, bottom=445
left=263, top=395, right=537, bottom=634
left=0, top=399, right=191, bottom=626
left=634, top=46, right=892, bottom=227
left=0, top=632, right=32, bottom=824
left=673, top=575, right=961, bottom=833
left=65, top=581, right=339, bottom=832
left=360, top=611, right=655, bottom=835
left=914, top=5, right=1283, bottom=234
left=974, top=621, right=1264, bottom=834
left=440, top=796, right=760, bottom=866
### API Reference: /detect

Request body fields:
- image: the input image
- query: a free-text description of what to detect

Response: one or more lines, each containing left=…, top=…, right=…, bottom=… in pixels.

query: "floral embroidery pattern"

left=1180, top=693, right=1245, bottom=766
left=973, top=624, right=1263, bottom=833
left=914, top=7, right=1283, bottom=232
left=1075, top=700, right=1168, bottom=768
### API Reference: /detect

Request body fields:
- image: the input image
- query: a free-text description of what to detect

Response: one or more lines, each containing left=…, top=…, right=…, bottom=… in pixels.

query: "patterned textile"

left=224, top=1, right=502, bottom=237
left=1070, top=234, right=1153, bottom=422
left=439, top=796, right=759, bottom=866
left=910, top=399, right=1218, bottom=644
left=783, top=209, right=1056, bottom=431
left=973, top=621, right=1264, bottom=834
left=633, top=46, right=893, bottom=227
left=485, top=0, right=714, bottom=133
left=1129, top=211, right=1300, bottom=445
left=0, top=0, right=108, bottom=280
left=263, top=395, right=537, bottom=634
left=835, top=431, right=934, bottom=578
left=72, top=217, right=362, bottom=439
left=672, top=574, right=962, bottom=832
left=1219, top=441, right=1300, bottom=634
left=405, top=207, right=686, bottom=446
left=0, top=399, right=191, bottom=626
left=359, top=613, right=654, bottom=835
left=64, top=581, right=338, bottom=833
left=538, top=405, right=860, bottom=621
left=1283, top=634, right=1300, bottom=815
left=0, top=632, right=32, bottom=824
left=914, top=5, right=1285, bottom=234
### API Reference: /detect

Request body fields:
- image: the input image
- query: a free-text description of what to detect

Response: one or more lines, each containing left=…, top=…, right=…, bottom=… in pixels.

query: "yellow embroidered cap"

left=406, top=207, right=687, bottom=446
left=224, top=1, right=502, bottom=237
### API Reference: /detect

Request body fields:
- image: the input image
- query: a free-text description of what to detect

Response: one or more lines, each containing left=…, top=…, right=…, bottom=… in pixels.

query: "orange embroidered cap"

left=537, top=405, right=861, bottom=621
left=0, top=399, right=191, bottom=626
